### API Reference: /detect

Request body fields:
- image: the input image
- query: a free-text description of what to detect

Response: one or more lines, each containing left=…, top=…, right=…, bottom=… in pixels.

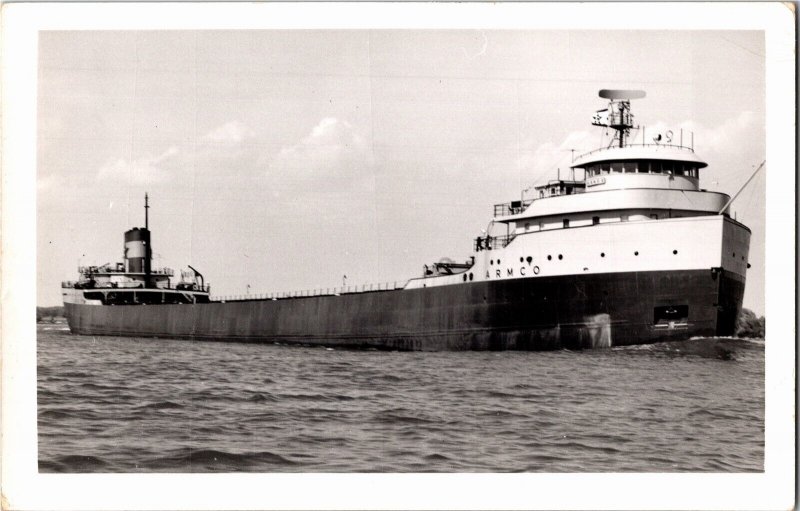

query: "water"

left=37, top=323, right=764, bottom=472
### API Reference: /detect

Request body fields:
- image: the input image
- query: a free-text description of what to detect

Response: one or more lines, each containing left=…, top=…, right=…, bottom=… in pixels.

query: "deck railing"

left=212, top=281, right=407, bottom=302
left=575, top=127, right=696, bottom=161
left=493, top=199, right=534, bottom=217
left=78, top=265, right=174, bottom=276
left=62, top=280, right=209, bottom=293
left=474, top=233, right=516, bottom=251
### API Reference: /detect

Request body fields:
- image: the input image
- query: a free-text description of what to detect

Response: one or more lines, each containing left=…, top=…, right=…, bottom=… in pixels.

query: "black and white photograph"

left=2, top=2, right=795, bottom=510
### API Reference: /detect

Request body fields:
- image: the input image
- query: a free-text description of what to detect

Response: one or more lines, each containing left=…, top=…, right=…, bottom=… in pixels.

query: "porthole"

left=741, top=256, right=745, bottom=260
left=601, top=252, right=605, bottom=257
left=526, top=256, right=532, bottom=264
left=490, top=260, right=494, bottom=265
left=547, top=255, right=552, bottom=261
left=558, top=254, right=563, bottom=260
left=497, top=259, right=501, bottom=264
left=673, top=250, right=678, bottom=255
left=732, top=252, right=735, bottom=257
left=519, top=257, right=524, bottom=263
left=469, top=273, right=474, bottom=281
left=634, top=251, right=639, bottom=256
left=463, top=274, right=467, bottom=282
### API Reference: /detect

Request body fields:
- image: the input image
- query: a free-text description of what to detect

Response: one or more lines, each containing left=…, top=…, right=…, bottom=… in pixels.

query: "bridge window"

left=611, top=162, right=623, bottom=173
left=592, top=216, right=600, bottom=225
left=563, top=219, right=570, bottom=228
left=601, top=163, right=610, bottom=174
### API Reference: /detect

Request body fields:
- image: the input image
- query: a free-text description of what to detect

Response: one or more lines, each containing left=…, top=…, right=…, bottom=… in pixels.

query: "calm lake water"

left=37, top=323, right=764, bottom=472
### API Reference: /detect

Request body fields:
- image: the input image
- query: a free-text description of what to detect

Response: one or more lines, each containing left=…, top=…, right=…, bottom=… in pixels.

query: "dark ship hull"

left=65, top=268, right=744, bottom=351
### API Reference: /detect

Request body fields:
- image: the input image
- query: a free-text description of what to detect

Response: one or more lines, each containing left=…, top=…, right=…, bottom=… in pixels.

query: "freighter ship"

left=62, top=90, right=751, bottom=350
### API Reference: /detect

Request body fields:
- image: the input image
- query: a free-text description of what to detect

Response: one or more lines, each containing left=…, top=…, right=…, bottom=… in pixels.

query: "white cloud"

left=681, top=111, right=757, bottom=157
left=97, top=145, right=179, bottom=184
left=94, top=120, right=260, bottom=185
left=201, top=121, right=255, bottom=145
left=269, top=117, right=374, bottom=188
left=517, top=130, right=597, bottom=186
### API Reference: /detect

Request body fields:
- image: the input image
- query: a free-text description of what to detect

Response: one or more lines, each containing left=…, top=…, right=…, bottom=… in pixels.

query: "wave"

left=549, top=440, right=625, bottom=454
left=373, top=408, right=439, bottom=425
left=277, top=393, right=357, bottom=402
left=39, top=409, right=81, bottom=420
left=686, top=408, right=742, bottom=421
left=423, top=453, right=453, bottom=462
left=79, top=382, right=126, bottom=391
left=52, top=455, right=109, bottom=471
left=245, top=392, right=278, bottom=403
left=59, top=371, right=93, bottom=378
left=483, top=390, right=548, bottom=402
left=135, top=401, right=184, bottom=410
left=146, top=448, right=300, bottom=470
left=613, top=338, right=765, bottom=360
left=477, top=409, right=531, bottom=419
left=371, top=373, right=406, bottom=382
left=508, top=383, right=538, bottom=390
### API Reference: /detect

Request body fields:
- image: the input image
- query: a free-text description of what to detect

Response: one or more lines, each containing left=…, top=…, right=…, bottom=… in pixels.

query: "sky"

left=37, top=30, right=766, bottom=313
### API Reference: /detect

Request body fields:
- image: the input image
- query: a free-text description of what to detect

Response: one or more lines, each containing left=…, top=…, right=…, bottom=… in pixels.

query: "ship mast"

left=144, top=193, right=152, bottom=287
left=592, top=89, right=645, bottom=148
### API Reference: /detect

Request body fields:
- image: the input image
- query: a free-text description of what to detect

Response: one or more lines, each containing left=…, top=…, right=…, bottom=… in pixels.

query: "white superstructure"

left=406, top=89, right=750, bottom=290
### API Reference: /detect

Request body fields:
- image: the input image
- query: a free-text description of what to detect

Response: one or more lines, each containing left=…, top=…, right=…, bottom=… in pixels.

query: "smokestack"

left=124, top=227, right=150, bottom=274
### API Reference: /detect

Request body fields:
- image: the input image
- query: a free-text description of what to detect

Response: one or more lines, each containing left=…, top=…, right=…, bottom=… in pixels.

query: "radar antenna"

left=592, top=89, right=646, bottom=148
